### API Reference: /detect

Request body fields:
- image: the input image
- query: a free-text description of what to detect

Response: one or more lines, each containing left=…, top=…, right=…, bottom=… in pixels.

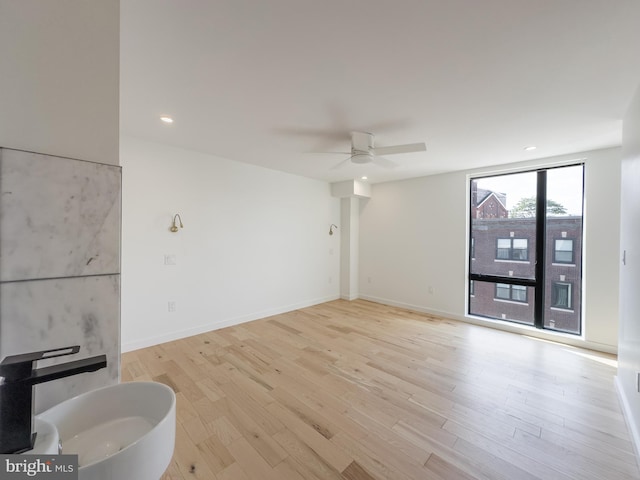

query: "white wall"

left=340, top=197, right=360, bottom=300
left=359, top=147, right=621, bottom=352
left=121, top=136, right=340, bottom=351
left=0, top=0, right=120, bottom=165
left=617, top=83, right=640, bottom=458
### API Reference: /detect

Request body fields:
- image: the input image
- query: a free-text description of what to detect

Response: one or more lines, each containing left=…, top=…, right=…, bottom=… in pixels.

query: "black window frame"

left=468, top=163, right=584, bottom=335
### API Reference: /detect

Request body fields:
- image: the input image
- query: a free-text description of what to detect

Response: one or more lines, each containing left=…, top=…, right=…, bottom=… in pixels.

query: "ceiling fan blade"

left=372, top=156, right=397, bottom=169
left=331, top=157, right=353, bottom=170
left=371, top=142, right=426, bottom=156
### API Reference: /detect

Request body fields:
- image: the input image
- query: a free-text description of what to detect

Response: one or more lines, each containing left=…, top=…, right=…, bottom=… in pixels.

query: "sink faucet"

left=0, top=345, right=107, bottom=454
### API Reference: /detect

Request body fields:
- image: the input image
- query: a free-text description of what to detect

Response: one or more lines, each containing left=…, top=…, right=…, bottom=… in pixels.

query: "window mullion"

left=534, top=171, right=547, bottom=329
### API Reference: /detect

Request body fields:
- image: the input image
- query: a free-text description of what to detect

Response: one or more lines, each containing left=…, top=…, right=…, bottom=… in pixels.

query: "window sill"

left=494, top=259, right=530, bottom=264
left=493, top=298, right=529, bottom=306
left=550, top=307, right=574, bottom=313
left=551, top=263, right=576, bottom=267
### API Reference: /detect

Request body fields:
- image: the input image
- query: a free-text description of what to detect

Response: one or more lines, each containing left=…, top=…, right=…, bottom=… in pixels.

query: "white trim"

left=494, top=259, right=531, bottom=264
left=551, top=263, right=576, bottom=267
left=493, top=298, right=529, bottom=306
left=358, top=294, right=616, bottom=354
left=550, top=307, right=575, bottom=313
left=615, top=376, right=640, bottom=473
left=121, top=294, right=340, bottom=352
left=341, top=294, right=360, bottom=301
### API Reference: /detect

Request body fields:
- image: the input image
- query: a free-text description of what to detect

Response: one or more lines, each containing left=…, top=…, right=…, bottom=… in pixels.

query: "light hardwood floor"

left=121, top=299, right=640, bottom=480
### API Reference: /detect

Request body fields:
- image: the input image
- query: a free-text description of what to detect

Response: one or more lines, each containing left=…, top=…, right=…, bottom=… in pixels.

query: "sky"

left=475, top=165, right=584, bottom=216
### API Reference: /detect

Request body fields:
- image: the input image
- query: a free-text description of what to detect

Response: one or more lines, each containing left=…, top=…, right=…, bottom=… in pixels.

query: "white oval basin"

left=24, top=418, right=60, bottom=455
left=37, top=382, right=176, bottom=480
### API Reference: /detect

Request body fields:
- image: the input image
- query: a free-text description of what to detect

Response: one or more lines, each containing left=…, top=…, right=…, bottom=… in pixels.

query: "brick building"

left=469, top=215, right=583, bottom=334
left=471, top=185, right=509, bottom=219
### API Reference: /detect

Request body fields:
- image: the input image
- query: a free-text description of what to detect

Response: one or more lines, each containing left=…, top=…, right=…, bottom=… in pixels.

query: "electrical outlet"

left=164, top=254, right=176, bottom=265
left=168, top=301, right=176, bottom=312
left=428, top=285, right=434, bottom=294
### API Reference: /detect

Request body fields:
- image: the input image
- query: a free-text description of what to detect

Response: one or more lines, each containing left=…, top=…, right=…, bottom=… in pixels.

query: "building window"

left=554, top=239, right=574, bottom=264
left=471, top=238, right=475, bottom=259
left=495, top=283, right=528, bottom=303
left=496, top=238, right=528, bottom=261
left=470, top=280, right=474, bottom=296
left=552, top=282, right=572, bottom=309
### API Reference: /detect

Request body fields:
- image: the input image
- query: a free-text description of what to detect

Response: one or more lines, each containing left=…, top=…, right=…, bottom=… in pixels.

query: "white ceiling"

left=120, top=0, right=640, bottom=184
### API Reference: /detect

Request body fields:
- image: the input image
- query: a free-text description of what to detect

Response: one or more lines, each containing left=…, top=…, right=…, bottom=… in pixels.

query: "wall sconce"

left=170, top=214, right=184, bottom=233
left=329, top=224, right=338, bottom=236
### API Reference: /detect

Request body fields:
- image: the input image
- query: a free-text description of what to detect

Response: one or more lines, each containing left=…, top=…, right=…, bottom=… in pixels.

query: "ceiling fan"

left=329, top=131, right=426, bottom=169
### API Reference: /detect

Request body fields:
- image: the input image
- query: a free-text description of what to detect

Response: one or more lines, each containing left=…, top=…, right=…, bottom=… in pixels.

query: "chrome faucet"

left=0, top=346, right=107, bottom=454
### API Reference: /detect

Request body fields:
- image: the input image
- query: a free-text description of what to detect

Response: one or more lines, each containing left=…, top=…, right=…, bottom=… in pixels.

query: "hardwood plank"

left=216, top=463, right=250, bottom=480
left=272, top=429, right=345, bottom=480
left=218, top=380, right=285, bottom=436
left=172, top=422, right=218, bottom=479
left=226, top=437, right=281, bottom=480
left=213, top=397, right=288, bottom=467
left=341, top=461, right=379, bottom=480
left=424, top=453, right=481, bottom=480
left=196, top=434, right=235, bottom=474
left=265, top=401, right=353, bottom=472
left=206, top=416, right=243, bottom=446
left=330, top=431, right=415, bottom=480
left=443, top=419, right=576, bottom=480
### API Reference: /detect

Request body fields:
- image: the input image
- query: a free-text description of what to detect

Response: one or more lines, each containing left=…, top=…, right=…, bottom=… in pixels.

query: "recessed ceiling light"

left=160, top=116, right=174, bottom=124
left=361, top=176, right=368, bottom=180
left=524, top=145, right=537, bottom=151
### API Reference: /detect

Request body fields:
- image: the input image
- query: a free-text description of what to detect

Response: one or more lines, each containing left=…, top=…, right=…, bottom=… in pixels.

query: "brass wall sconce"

left=329, top=224, right=338, bottom=236
left=170, top=214, right=184, bottom=233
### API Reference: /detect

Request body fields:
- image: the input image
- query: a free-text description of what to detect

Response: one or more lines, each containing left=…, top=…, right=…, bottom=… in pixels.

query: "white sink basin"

left=37, top=382, right=176, bottom=480
left=24, top=418, right=60, bottom=455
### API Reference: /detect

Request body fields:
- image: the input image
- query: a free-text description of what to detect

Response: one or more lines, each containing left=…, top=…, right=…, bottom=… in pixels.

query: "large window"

left=468, top=164, right=584, bottom=334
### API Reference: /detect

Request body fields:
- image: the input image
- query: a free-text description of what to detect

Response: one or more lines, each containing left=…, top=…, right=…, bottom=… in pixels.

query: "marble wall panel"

left=0, top=148, right=121, bottom=282
left=0, top=275, right=120, bottom=413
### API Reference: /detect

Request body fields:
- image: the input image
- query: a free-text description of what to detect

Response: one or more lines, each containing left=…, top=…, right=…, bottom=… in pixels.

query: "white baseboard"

left=340, top=294, right=359, bottom=301
left=615, top=376, right=640, bottom=472
left=121, top=294, right=340, bottom=352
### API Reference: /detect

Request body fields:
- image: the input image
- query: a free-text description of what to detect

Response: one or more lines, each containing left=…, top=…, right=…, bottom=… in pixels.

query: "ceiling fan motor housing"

left=351, top=151, right=374, bottom=163
left=350, top=131, right=375, bottom=163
